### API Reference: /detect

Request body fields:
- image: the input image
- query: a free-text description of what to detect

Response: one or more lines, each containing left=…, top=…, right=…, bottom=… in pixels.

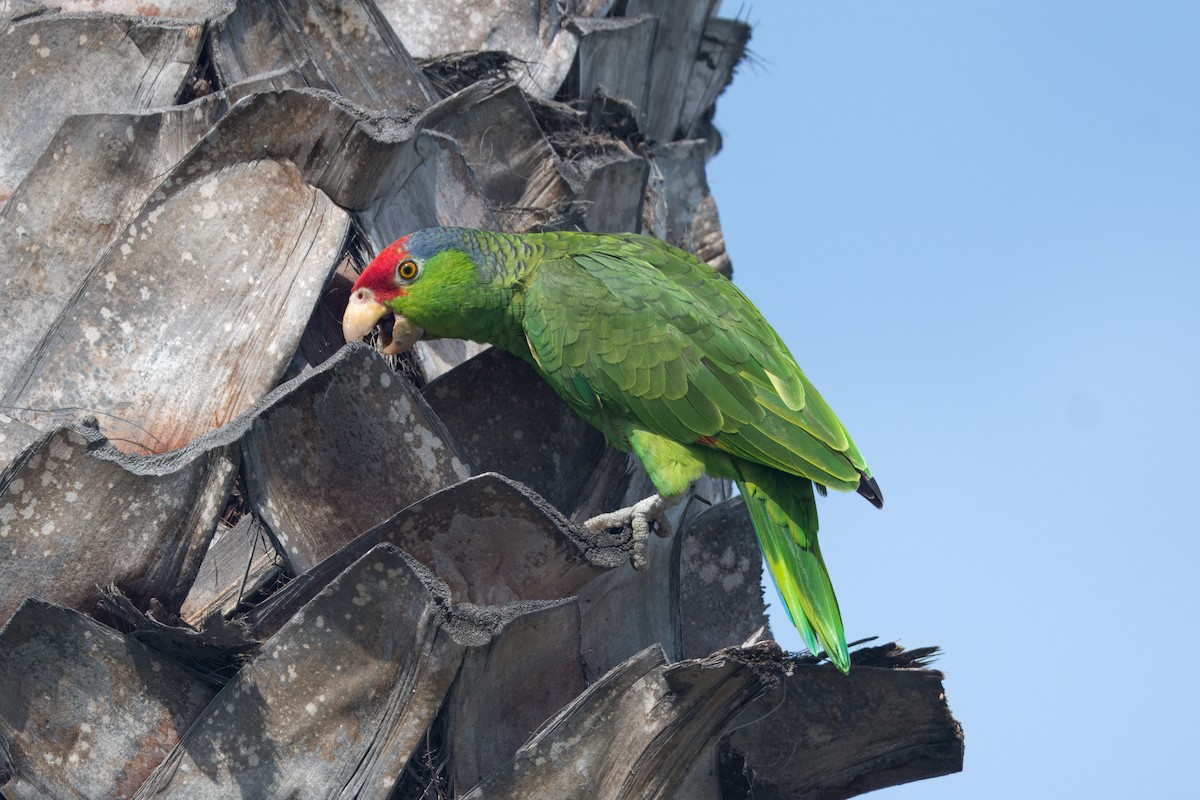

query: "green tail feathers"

left=736, top=465, right=850, bottom=673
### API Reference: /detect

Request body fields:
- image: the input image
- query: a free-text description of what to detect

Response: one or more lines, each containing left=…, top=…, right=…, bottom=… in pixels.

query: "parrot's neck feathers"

left=411, top=227, right=536, bottom=285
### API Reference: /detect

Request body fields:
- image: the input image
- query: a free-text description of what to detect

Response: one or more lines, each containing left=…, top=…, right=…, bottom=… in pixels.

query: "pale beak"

left=378, top=314, right=423, bottom=355
left=342, top=288, right=424, bottom=355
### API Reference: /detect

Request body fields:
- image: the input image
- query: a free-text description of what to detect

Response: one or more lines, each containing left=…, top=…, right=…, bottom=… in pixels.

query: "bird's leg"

left=584, top=493, right=677, bottom=570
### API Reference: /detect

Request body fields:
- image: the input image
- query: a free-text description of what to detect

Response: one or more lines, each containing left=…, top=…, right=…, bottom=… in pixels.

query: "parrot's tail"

left=736, top=464, right=850, bottom=673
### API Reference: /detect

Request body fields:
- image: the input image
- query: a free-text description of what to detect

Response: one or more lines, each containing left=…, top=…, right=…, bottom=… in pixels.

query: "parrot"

left=342, top=227, right=882, bottom=673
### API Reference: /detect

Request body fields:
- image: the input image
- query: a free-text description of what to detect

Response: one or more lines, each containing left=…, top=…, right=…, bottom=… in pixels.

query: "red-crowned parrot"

left=343, top=228, right=882, bottom=672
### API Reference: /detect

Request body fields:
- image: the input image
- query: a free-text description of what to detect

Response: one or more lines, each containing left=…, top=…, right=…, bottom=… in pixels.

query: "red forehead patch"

left=352, top=236, right=411, bottom=294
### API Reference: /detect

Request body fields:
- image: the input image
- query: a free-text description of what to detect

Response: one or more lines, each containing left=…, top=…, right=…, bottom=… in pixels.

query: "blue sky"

left=709, top=2, right=1199, bottom=796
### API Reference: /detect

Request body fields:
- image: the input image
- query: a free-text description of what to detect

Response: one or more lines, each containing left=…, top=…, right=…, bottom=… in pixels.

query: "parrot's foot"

left=584, top=494, right=672, bottom=571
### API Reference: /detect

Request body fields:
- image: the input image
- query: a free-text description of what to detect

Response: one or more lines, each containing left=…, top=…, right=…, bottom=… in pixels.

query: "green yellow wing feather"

left=519, top=232, right=870, bottom=673
left=521, top=233, right=868, bottom=490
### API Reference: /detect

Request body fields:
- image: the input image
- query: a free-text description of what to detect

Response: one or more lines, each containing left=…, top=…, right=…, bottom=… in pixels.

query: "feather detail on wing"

left=520, top=235, right=872, bottom=493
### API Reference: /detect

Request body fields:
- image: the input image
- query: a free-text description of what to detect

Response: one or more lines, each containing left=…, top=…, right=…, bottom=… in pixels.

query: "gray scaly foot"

left=584, top=494, right=673, bottom=570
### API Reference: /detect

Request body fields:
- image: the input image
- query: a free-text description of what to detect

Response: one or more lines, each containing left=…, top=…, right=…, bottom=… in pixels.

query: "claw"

left=584, top=494, right=673, bottom=570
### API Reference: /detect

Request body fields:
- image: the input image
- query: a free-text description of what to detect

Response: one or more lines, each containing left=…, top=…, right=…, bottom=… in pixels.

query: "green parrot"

left=343, top=228, right=882, bottom=673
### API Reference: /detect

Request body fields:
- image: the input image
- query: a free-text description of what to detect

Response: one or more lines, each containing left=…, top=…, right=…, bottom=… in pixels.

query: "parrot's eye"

left=396, top=259, right=420, bottom=283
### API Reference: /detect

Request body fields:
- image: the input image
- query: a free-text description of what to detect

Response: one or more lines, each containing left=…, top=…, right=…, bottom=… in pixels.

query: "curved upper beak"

left=342, top=288, right=424, bottom=355
left=343, top=289, right=388, bottom=343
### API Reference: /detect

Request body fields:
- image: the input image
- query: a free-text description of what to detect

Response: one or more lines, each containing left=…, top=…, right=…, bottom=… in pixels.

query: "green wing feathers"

left=517, top=231, right=875, bottom=671
left=737, top=464, right=850, bottom=674
left=522, top=233, right=871, bottom=493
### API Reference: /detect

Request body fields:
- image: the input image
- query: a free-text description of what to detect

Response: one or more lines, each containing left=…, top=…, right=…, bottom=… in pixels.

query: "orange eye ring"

left=397, top=259, right=419, bottom=282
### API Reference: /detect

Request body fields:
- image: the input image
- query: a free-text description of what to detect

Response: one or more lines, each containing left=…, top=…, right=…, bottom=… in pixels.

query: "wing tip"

left=857, top=471, right=884, bottom=509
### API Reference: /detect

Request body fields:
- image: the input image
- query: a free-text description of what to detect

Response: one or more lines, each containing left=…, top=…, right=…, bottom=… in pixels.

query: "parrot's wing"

left=521, top=239, right=868, bottom=491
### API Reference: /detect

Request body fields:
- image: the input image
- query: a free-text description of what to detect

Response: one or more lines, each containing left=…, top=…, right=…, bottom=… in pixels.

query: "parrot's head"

left=342, top=230, right=479, bottom=354
left=342, top=235, right=424, bottom=355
